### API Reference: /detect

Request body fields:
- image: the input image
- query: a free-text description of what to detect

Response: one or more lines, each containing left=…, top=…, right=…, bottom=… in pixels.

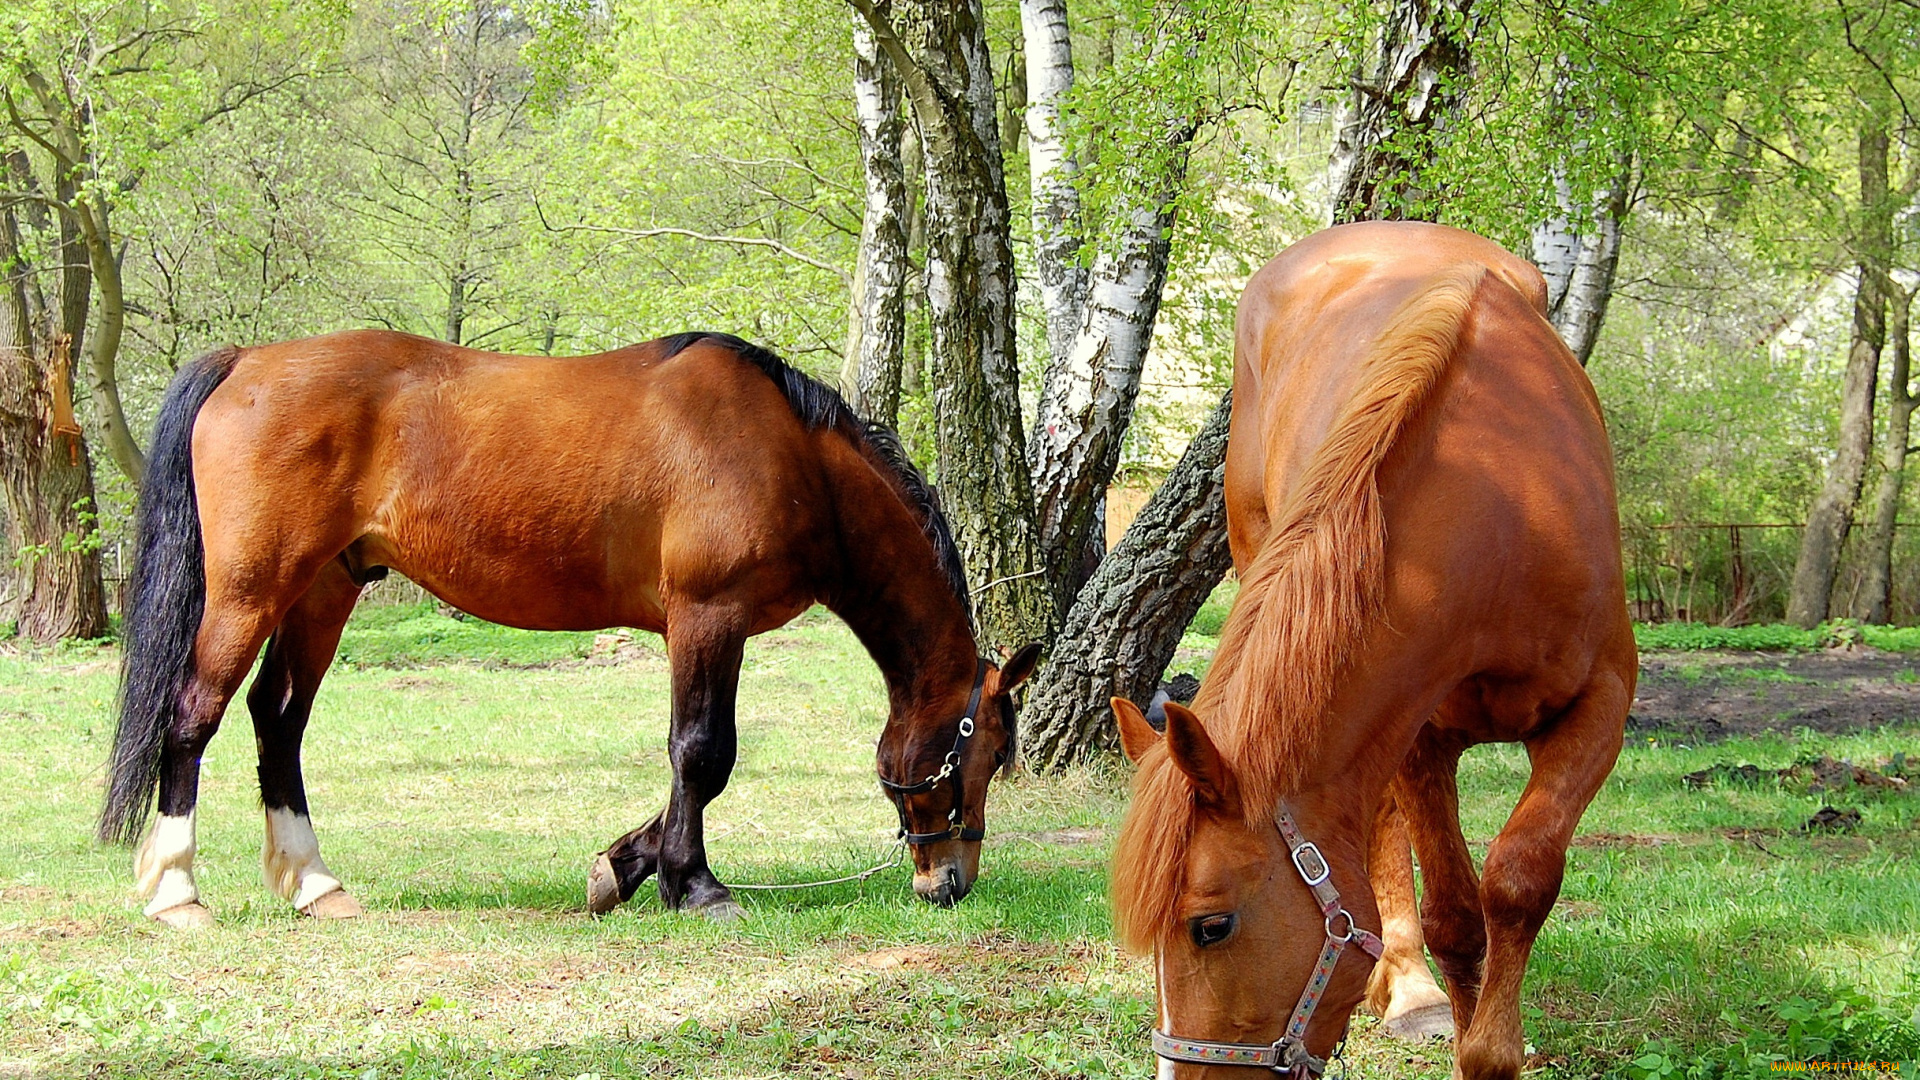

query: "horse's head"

left=878, top=642, right=1041, bottom=907
left=1111, top=697, right=1376, bottom=1077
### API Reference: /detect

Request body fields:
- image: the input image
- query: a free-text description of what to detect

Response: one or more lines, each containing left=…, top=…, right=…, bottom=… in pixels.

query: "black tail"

left=98, top=347, right=243, bottom=845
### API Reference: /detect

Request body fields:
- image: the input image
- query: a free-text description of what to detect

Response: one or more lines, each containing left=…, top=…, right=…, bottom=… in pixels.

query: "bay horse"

left=98, top=329, right=1039, bottom=927
left=1111, top=221, right=1634, bottom=1080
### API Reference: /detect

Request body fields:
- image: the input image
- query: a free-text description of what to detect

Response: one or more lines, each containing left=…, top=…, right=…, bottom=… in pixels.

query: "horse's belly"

left=353, top=513, right=668, bottom=633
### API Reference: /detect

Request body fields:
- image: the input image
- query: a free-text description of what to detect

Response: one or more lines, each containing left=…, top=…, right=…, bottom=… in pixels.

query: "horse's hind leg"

left=248, top=562, right=362, bottom=918
left=1451, top=674, right=1629, bottom=1080
left=1366, top=788, right=1455, bottom=1040
left=134, top=596, right=282, bottom=927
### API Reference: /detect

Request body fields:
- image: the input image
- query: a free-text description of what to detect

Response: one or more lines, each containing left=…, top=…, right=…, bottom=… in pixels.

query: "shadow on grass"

left=378, top=852, right=1112, bottom=937
left=15, top=924, right=1152, bottom=1080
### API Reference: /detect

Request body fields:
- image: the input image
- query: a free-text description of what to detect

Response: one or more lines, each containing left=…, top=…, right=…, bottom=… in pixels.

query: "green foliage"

left=1635, top=620, right=1920, bottom=652
left=1626, top=991, right=1920, bottom=1078
left=1633, top=622, right=1823, bottom=652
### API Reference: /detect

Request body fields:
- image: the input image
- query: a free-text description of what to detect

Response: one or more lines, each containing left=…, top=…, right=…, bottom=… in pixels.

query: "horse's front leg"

left=588, top=811, right=662, bottom=914
left=655, top=608, right=747, bottom=920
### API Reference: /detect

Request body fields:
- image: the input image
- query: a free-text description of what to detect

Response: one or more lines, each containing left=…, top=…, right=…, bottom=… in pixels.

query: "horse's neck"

left=818, top=455, right=978, bottom=713
left=828, top=559, right=977, bottom=717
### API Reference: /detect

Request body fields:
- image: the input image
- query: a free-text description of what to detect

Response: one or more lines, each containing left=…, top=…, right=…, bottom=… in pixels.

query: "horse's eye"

left=1189, top=913, right=1236, bottom=947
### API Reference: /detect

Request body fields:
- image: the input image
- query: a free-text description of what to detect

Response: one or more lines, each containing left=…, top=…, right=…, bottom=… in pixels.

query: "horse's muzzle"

left=913, top=863, right=971, bottom=907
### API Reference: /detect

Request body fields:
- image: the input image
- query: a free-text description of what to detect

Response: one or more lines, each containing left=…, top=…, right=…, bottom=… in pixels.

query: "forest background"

left=2, top=0, right=1916, bottom=764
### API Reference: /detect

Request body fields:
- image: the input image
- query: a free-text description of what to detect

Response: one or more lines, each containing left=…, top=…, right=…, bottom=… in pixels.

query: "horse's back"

left=1232, top=222, right=1631, bottom=727
left=191, top=330, right=833, bottom=631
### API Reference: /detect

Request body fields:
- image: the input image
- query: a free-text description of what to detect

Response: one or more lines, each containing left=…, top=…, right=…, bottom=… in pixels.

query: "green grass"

left=1633, top=619, right=1920, bottom=653
left=0, top=604, right=1916, bottom=1078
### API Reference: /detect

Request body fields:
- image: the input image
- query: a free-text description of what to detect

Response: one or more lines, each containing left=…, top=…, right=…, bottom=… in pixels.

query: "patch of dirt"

left=1631, top=648, right=1920, bottom=738
left=1683, top=755, right=1911, bottom=793
left=848, top=946, right=943, bottom=970
left=1570, top=832, right=1677, bottom=849
left=1803, top=805, right=1863, bottom=833
left=1020, top=827, right=1106, bottom=846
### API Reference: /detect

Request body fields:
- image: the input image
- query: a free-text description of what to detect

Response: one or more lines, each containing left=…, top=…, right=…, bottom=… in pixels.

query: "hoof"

left=150, top=901, right=215, bottom=929
left=1381, top=1001, right=1455, bottom=1041
left=300, top=889, right=363, bottom=920
left=587, top=853, right=625, bottom=915
left=687, top=896, right=746, bottom=923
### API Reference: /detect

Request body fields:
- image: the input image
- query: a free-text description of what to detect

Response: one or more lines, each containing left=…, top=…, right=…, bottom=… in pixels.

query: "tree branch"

left=533, top=200, right=849, bottom=284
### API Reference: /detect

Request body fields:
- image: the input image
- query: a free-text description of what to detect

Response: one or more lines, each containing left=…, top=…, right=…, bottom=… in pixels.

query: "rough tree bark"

left=1853, top=283, right=1914, bottom=624
left=850, top=0, right=1053, bottom=650
left=8, top=69, right=147, bottom=482
left=0, top=175, right=110, bottom=642
left=1023, top=391, right=1234, bottom=769
left=841, top=2, right=910, bottom=427
left=1531, top=160, right=1631, bottom=366
left=1788, top=117, right=1892, bottom=628
left=1324, top=0, right=1482, bottom=225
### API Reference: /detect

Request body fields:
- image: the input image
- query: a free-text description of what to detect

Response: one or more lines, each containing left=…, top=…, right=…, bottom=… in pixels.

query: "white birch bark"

left=1024, top=5, right=1204, bottom=617
left=1325, top=0, right=1482, bottom=224
left=850, top=0, right=1052, bottom=649
left=843, top=6, right=910, bottom=426
left=1020, top=0, right=1087, bottom=364
left=1532, top=161, right=1630, bottom=366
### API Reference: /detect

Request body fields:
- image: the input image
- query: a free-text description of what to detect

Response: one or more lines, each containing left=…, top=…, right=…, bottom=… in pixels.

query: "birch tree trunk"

left=1024, top=2, right=1206, bottom=618
left=1325, top=0, right=1482, bottom=225
left=1788, top=117, right=1891, bottom=628
left=850, top=0, right=1053, bottom=650
left=0, top=192, right=111, bottom=642
left=842, top=4, right=910, bottom=427
left=1532, top=160, right=1631, bottom=366
left=1023, top=391, right=1234, bottom=768
left=1852, top=283, right=1913, bottom=624
left=1019, top=0, right=1087, bottom=366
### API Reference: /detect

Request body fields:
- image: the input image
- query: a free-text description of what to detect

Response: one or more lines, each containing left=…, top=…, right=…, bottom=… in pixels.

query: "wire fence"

left=1624, top=521, right=1920, bottom=625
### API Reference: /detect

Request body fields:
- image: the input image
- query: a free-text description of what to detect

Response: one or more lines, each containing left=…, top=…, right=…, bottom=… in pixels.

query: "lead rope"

left=725, top=840, right=907, bottom=891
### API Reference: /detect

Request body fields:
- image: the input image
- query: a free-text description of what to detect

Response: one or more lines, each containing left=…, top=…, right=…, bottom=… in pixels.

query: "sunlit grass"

left=0, top=604, right=1915, bottom=1078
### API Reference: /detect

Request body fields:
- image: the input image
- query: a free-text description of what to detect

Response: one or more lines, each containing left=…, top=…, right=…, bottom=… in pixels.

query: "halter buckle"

left=1291, top=842, right=1330, bottom=887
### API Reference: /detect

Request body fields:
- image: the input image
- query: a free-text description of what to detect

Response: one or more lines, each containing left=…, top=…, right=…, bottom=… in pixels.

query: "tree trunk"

left=851, top=0, right=1053, bottom=650
left=1023, top=390, right=1234, bottom=769
left=1025, top=3, right=1204, bottom=618
left=1853, top=284, right=1914, bottom=624
left=12, top=69, right=145, bottom=484
left=842, top=3, right=910, bottom=427
left=1532, top=159, right=1631, bottom=366
left=0, top=201, right=110, bottom=642
left=1324, top=0, right=1482, bottom=225
left=1018, top=0, right=1086, bottom=367
left=1787, top=118, right=1892, bottom=628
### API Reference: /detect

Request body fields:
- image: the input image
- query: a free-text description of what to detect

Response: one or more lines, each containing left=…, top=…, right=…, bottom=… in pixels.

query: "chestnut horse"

left=1111, top=222, right=1634, bottom=1080
left=99, top=329, right=1039, bottom=928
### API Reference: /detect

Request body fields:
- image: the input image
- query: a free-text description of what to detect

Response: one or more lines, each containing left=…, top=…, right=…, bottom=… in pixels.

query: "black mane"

left=658, top=331, right=972, bottom=622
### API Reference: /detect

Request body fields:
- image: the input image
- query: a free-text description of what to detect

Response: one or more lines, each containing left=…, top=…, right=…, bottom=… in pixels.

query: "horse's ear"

left=1162, top=702, right=1236, bottom=809
left=1112, top=697, right=1160, bottom=764
left=996, top=642, right=1042, bottom=692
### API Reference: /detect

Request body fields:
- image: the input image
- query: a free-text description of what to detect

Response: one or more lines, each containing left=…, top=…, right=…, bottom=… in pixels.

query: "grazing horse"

left=1111, top=221, right=1634, bottom=1080
left=99, top=329, right=1039, bottom=927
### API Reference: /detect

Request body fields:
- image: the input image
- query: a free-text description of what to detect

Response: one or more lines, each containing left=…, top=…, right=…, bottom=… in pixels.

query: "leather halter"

left=877, top=659, right=990, bottom=845
left=1151, top=804, right=1386, bottom=1077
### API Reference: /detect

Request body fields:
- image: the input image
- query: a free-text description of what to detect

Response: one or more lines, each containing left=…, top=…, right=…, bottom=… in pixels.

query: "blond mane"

left=1112, top=263, right=1488, bottom=951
